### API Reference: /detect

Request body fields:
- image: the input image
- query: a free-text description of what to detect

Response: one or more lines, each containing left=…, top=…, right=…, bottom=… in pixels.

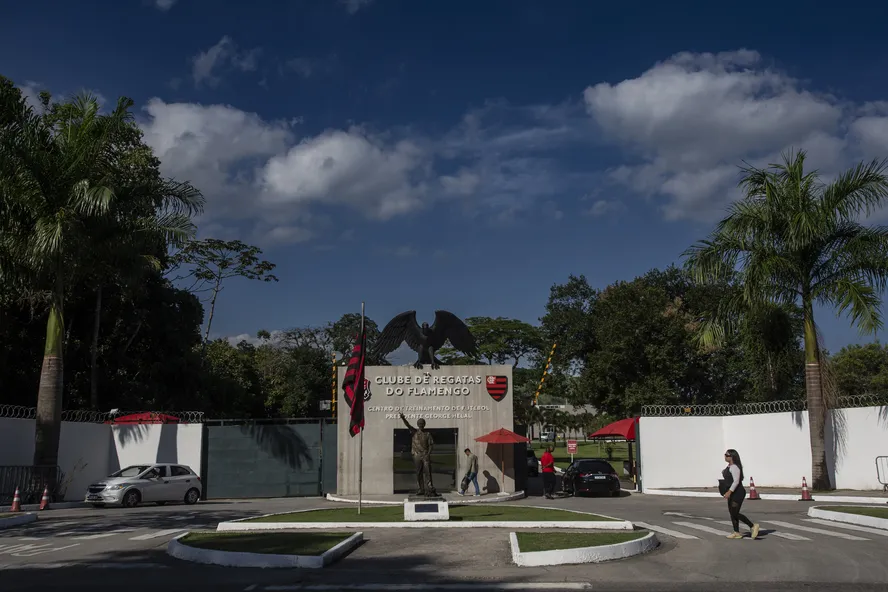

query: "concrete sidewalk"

left=645, top=486, right=887, bottom=504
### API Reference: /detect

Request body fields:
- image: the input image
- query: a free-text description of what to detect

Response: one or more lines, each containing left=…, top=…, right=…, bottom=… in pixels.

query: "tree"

left=539, top=275, right=598, bottom=373
left=684, top=150, right=888, bottom=490
left=438, top=316, right=543, bottom=367
left=830, top=343, right=888, bottom=397
left=327, top=313, right=382, bottom=364
left=0, top=80, right=143, bottom=466
left=169, top=239, right=279, bottom=348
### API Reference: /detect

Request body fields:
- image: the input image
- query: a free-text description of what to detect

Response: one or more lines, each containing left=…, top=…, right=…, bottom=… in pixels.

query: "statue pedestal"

left=404, top=496, right=449, bottom=521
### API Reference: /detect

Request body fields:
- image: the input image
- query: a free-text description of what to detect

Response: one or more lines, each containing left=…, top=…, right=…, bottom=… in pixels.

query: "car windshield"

left=109, top=465, right=150, bottom=478
left=575, top=460, right=612, bottom=474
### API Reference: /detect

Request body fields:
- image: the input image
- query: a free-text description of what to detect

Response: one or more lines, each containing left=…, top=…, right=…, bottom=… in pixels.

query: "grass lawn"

left=179, top=532, right=353, bottom=556
left=531, top=441, right=631, bottom=473
left=820, top=506, right=888, bottom=520
left=246, top=505, right=616, bottom=523
left=515, top=531, right=648, bottom=552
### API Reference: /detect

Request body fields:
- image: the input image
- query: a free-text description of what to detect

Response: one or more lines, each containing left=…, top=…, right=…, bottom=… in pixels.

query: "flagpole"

left=358, top=301, right=365, bottom=516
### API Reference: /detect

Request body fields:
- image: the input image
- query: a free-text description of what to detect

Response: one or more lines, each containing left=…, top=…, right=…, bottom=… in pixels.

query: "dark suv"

left=561, top=458, right=621, bottom=497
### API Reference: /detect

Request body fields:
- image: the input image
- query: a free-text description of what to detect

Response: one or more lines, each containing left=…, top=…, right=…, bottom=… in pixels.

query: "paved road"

left=1, top=489, right=887, bottom=591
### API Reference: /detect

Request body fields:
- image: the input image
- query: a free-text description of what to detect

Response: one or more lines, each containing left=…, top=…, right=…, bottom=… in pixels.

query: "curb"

left=509, top=531, right=659, bottom=567
left=0, top=513, right=37, bottom=530
left=167, top=531, right=363, bottom=568
left=643, top=488, right=885, bottom=504
left=19, top=502, right=87, bottom=511
left=325, top=491, right=527, bottom=505
left=808, top=506, right=888, bottom=531
left=217, top=506, right=633, bottom=532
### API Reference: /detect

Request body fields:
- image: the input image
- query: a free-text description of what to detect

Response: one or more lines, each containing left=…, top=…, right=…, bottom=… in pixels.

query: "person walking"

left=540, top=446, right=556, bottom=499
left=722, top=449, right=760, bottom=539
left=458, top=448, right=481, bottom=496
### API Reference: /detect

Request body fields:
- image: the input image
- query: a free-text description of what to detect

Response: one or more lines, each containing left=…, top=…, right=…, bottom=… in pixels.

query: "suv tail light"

left=196, top=476, right=201, bottom=481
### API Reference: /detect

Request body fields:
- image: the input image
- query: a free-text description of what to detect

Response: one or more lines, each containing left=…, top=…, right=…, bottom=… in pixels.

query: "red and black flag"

left=342, top=327, right=367, bottom=437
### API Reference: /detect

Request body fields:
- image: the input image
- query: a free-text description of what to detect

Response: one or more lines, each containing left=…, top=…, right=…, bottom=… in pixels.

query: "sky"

left=4, top=0, right=888, bottom=355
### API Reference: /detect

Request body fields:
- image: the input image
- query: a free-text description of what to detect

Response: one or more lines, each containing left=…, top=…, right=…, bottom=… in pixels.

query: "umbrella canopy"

left=588, top=417, right=637, bottom=441
left=107, top=412, right=182, bottom=425
left=475, top=428, right=530, bottom=444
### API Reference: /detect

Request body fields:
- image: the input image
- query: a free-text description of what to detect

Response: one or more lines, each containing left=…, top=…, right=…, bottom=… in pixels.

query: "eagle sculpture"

left=374, top=310, right=478, bottom=370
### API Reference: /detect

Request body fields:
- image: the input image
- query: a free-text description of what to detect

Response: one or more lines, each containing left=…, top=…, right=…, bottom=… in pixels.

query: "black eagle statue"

left=374, top=310, right=478, bottom=370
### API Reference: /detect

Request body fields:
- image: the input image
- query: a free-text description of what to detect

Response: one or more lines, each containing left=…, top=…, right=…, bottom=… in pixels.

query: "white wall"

left=0, top=418, right=36, bottom=465
left=0, top=419, right=204, bottom=501
left=638, top=416, right=725, bottom=489
left=57, top=422, right=112, bottom=501
left=640, top=405, right=888, bottom=491
left=111, top=424, right=203, bottom=477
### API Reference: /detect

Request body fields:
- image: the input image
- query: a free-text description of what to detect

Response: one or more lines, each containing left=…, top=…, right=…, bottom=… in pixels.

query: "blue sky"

left=4, top=0, right=888, bottom=354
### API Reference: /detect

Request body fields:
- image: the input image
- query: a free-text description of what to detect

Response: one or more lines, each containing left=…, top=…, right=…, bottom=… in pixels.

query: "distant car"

left=526, top=448, right=539, bottom=477
left=561, top=458, right=621, bottom=497
left=540, top=431, right=555, bottom=442
left=85, top=463, right=202, bottom=508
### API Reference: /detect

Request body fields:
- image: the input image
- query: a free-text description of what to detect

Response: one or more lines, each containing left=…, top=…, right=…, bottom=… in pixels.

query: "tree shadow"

left=157, top=423, right=178, bottom=464
left=112, top=424, right=150, bottom=447
left=239, top=424, right=313, bottom=471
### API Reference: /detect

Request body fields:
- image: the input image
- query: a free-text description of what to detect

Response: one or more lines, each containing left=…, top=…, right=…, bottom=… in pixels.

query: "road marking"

left=713, top=521, right=810, bottom=541
left=672, top=521, right=734, bottom=537
left=73, top=530, right=134, bottom=540
left=129, top=529, right=185, bottom=541
left=17, top=537, right=42, bottom=541
left=53, top=532, right=76, bottom=537
left=804, top=519, right=888, bottom=537
left=0, top=562, right=75, bottom=569
left=634, top=521, right=699, bottom=539
left=765, top=520, right=869, bottom=541
left=258, top=585, right=594, bottom=591
left=663, top=511, right=699, bottom=519
left=42, top=521, right=79, bottom=529
left=13, top=543, right=79, bottom=557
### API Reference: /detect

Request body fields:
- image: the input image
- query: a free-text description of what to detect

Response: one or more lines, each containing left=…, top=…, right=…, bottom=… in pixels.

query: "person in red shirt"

left=540, top=446, right=556, bottom=499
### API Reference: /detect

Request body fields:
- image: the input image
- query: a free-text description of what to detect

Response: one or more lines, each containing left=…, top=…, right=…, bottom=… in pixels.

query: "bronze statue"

left=399, top=412, right=436, bottom=496
left=375, top=310, right=478, bottom=370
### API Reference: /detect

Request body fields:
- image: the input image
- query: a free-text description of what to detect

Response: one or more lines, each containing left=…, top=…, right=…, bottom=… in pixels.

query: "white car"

left=85, top=464, right=202, bottom=508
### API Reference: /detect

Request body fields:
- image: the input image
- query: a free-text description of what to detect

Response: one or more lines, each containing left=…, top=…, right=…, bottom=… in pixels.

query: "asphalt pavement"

left=1, top=484, right=887, bottom=591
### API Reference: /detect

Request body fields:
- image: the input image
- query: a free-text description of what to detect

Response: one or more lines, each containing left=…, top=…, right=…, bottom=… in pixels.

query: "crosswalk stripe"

left=804, top=519, right=888, bottom=537
left=42, top=521, right=79, bottom=529
left=129, top=529, right=185, bottom=541
left=765, top=520, right=869, bottom=541
left=713, top=521, right=810, bottom=541
left=672, top=521, right=734, bottom=536
left=634, top=521, right=699, bottom=539
left=73, top=529, right=136, bottom=541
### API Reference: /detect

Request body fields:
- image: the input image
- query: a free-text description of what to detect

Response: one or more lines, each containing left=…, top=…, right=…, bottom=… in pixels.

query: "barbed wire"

left=0, top=406, right=205, bottom=423
left=641, top=394, right=887, bottom=417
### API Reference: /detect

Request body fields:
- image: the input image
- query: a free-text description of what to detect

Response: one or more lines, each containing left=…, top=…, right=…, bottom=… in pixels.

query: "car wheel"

left=184, top=488, right=201, bottom=505
left=611, top=490, right=621, bottom=497
left=122, top=490, right=141, bottom=508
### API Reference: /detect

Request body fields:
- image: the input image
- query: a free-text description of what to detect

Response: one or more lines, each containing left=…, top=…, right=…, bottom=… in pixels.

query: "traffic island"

left=167, top=531, right=363, bottom=568
left=216, top=505, right=633, bottom=531
left=509, top=530, right=658, bottom=566
left=808, top=505, right=888, bottom=531
left=0, top=513, right=37, bottom=529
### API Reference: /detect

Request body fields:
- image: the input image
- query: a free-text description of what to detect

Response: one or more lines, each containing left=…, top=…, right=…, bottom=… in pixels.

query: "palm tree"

left=0, top=81, right=165, bottom=466
left=684, top=150, right=888, bottom=490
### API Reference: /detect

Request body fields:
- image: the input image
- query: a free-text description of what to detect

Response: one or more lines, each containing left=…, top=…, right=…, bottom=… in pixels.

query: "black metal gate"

left=202, top=419, right=337, bottom=500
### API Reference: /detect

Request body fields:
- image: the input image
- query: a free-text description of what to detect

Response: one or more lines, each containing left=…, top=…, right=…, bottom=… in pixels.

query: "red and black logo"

left=485, top=376, right=508, bottom=402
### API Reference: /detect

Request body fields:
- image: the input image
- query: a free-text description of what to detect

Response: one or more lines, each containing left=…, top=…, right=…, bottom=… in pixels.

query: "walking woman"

left=722, top=449, right=760, bottom=540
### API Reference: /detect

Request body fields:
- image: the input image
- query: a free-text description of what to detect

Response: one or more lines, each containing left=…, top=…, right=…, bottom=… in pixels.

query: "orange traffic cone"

left=748, top=477, right=760, bottom=500
left=9, top=487, right=21, bottom=512
left=799, top=476, right=814, bottom=501
left=39, top=486, right=50, bottom=511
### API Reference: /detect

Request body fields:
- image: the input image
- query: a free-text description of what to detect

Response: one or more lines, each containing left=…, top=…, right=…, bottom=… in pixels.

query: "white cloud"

left=583, top=49, right=888, bottom=221
left=585, top=199, right=625, bottom=218
left=191, top=36, right=261, bottom=87
left=154, top=0, right=177, bottom=10
left=258, top=128, right=429, bottom=219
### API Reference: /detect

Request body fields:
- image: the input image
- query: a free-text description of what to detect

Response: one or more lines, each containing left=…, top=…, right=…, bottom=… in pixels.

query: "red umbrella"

left=107, top=412, right=183, bottom=425
left=475, top=428, right=530, bottom=444
left=475, top=428, right=529, bottom=491
left=588, top=417, right=637, bottom=441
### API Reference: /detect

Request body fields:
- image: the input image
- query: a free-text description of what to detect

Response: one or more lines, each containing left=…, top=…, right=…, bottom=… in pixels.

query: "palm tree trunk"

left=34, top=286, right=64, bottom=468
left=89, top=285, right=102, bottom=410
left=803, top=299, right=831, bottom=490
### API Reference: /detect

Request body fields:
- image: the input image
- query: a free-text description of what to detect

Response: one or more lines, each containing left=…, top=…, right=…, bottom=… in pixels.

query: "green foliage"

left=830, top=342, right=888, bottom=397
